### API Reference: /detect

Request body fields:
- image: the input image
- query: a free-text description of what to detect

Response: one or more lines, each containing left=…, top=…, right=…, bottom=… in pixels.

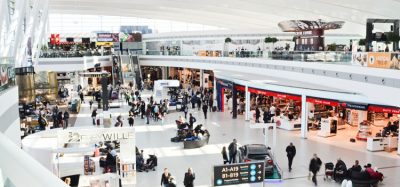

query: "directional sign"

left=214, top=162, right=265, bottom=186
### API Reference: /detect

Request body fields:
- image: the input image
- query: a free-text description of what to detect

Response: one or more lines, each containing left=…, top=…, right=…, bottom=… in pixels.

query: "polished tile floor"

left=71, top=93, right=400, bottom=187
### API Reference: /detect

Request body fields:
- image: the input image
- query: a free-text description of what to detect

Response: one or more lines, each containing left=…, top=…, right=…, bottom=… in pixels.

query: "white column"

left=398, top=135, right=400, bottom=155
left=272, top=123, right=277, bottom=150
left=301, top=94, right=308, bottom=139
left=245, top=85, right=250, bottom=121
left=213, top=77, right=217, bottom=100
left=200, top=69, right=204, bottom=88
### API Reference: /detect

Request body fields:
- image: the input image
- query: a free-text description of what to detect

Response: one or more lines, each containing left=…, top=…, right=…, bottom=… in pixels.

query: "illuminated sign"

left=214, top=162, right=265, bottom=186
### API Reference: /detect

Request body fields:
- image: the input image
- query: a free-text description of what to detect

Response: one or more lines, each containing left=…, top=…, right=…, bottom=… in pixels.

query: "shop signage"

left=97, top=33, right=119, bottom=42
left=96, top=42, right=114, bottom=46
left=214, top=162, right=265, bottom=186
left=368, top=105, right=400, bottom=114
left=340, top=102, right=368, bottom=110
left=217, top=79, right=233, bottom=89
left=235, top=85, right=245, bottom=92
left=306, top=97, right=339, bottom=106
left=248, top=88, right=301, bottom=101
left=57, top=128, right=135, bottom=147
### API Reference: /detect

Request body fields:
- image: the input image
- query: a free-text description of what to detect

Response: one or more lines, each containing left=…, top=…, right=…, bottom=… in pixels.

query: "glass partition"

left=0, top=57, right=16, bottom=94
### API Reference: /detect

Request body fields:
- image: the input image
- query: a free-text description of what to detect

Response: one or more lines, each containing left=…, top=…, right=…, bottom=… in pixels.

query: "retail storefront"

left=216, top=78, right=233, bottom=112
left=247, top=87, right=302, bottom=130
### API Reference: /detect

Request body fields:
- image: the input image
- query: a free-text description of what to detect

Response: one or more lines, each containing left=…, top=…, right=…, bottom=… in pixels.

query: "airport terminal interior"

left=1, top=0, right=400, bottom=187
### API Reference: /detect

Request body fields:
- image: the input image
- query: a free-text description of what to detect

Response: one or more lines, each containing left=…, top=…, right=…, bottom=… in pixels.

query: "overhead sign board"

left=214, top=162, right=265, bottom=186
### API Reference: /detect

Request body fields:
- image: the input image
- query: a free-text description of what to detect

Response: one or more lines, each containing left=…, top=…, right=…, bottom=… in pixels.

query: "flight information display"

left=214, top=162, right=265, bottom=186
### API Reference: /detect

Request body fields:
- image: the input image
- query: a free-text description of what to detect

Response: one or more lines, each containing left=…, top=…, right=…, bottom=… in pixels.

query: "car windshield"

left=248, top=154, right=266, bottom=160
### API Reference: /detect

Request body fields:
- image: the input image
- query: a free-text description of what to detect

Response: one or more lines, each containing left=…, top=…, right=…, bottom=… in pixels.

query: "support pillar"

left=199, top=69, right=204, bottom=88
left=245, top=85, right=250, bottom=121
left=161, top=67, right=167, bottom=80
left=301, top=94, right=308, bottom=139
left=232, top=83, right=237, bottom=119
left=213, top=77, right=217, bottom=100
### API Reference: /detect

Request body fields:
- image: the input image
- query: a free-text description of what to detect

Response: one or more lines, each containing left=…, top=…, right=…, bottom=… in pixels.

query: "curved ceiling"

left=48, top=0, right=400, bottom=35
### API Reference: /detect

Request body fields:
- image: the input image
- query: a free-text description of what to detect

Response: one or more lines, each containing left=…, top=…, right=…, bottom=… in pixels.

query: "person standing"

left=189, top=113, right=196, bottom=130
left=117, top=114, right=123, bottom=127
left=128, top=111, right=134, bottom=127
left=221, top=146, right=229, bottom=164
left=202, top=103, right=208, bottom=119
left=255, top=107, right=260, bottom=123
left=141, top=101, right=146, bottom=119
left=286, top=142, right=296, bottom=172
left=89, top=100, right=93, bottom=110
left=228, top=139, right=238, bottom=164
left=146, top=105, right=151, bottom=125
left=57, top=112, right=64, bottom=128
left=183, top=105, right=188, bottom=119
left=209, top=97, right=214, bottom=112
left=183, top=168, right=195, bottom=187
left=309, top=154, right=322, bottom=186
left=160, top=168, right=171, bottom=187
left=63, top=111, right=70, bottom=129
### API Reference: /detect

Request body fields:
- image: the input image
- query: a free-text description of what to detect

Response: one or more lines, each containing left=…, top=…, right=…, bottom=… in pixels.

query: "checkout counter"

left=367, top=136, right=398, bottom=152
left=273, top=116, right=301, bottom=131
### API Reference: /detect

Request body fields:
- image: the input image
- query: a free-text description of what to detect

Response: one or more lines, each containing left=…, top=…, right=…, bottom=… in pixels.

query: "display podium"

left=318, top=117, right=337, bottom=137
left=367, top=137, right=386, bottom=152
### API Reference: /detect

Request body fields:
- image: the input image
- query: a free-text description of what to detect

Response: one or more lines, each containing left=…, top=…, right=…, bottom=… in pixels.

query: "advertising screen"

left=120, top=33, right=142, bottom=42
left=367, top=52, right=392, bottom=69
left=97, top=33, right=119, bottom=42
left=214, top=162, right=265, bottom=186
left=351, top=52, right=368, bottom=66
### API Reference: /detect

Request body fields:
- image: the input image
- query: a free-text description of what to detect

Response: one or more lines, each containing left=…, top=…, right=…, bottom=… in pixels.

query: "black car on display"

left=240, top=144, right=274, bottom=176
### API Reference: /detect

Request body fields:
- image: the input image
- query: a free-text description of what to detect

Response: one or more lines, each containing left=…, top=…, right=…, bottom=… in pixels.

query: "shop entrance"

left=216, top=79, right=233, bottom=112
left=247, top=87, right=302, bottom=131
left=306, top=98, right=399, bottom=154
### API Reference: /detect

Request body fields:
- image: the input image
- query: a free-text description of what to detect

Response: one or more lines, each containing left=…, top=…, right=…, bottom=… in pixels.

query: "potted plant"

left=387, top=32, right=400, bottom=51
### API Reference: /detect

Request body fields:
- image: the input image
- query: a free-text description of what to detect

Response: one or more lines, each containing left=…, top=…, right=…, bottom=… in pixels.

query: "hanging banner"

left=367, top=52, right=392, bottom=69
left=306, top=97, right=339, bottom=106
left=248, top=87, right=301, bottom=101
left=97, top=33, right=119, bottom=42
left=368, top=105, right=400, bottom=114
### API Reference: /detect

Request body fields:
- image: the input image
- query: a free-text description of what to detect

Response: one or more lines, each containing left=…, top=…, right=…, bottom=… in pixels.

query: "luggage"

left=170, top=137, right=180, bottom=142
left=96, top=119, right=100, bottom=126
left=212, top=106, right=217, bottom=112
left=350, top=138, right=356, bottom=143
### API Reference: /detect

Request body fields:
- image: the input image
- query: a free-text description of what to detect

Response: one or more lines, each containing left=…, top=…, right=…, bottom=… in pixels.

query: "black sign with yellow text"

left=214, top=162, right=265, bottom=186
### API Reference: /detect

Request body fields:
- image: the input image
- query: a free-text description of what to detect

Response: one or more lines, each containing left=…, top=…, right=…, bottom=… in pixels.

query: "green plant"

left=358, top=39, right=366, bottom=46
left=41, top=44, right=48, bottom=51
left=387, top=32, right=400, bottom=43
left=264, top=37, right=278, bottom=43
left=224, top=37, right=232, bottom=43
left=327, top=43, right=337, bottom=51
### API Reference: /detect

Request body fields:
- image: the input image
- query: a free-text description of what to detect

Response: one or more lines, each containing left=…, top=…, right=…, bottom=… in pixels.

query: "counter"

left=273, top=116, right=301, bottom=131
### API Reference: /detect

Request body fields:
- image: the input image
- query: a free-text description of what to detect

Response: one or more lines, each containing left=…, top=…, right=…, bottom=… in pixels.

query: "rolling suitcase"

left=212, top=106, right=217, bottom=112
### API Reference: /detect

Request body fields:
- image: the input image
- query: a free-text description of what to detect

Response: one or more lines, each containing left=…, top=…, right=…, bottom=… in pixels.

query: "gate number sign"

left=214, top=162, right=265, bottom=186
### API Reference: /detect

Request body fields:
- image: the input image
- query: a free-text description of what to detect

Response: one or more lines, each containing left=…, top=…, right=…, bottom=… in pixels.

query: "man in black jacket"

left=309, top=154, right=322, bottom=186
left=228, top=139, right=238, bottom=164
left=286, top=142, right=296, bottom=172
left=140, top=101, right=146, bottom=119
left=183, top=168, right=195, bottom=187
left=202, top=103, right=208, bottom=119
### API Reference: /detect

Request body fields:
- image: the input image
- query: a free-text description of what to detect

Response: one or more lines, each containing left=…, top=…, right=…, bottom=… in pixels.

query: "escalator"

left=130, top=55, right=143, bottom=90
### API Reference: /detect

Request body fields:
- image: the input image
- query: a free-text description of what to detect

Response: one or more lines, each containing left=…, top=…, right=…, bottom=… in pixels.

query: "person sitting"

left=349, top=160, right=362, bottom=173
left=333, top=158, right=347, bottom=182
left=365, top=163, right=384, bottom=181
left=194, top=124, right=203, bottom=134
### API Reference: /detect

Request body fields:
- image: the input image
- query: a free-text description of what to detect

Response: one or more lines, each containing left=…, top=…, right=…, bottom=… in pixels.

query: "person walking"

left=183, top=168, right=195, bottom=187
left=208, top=98, right=214, bottom=112
left=286, top=142, right=296, bottom=172
left=309, top=153, right=322, bottom=186
left=63, top=111, right=70, bottom=129
left=202, top=103, right=208, bottom=119
left=160, top=168, right=171, bottom=187
left=91, top=109, right=97, bottom=125
left=189, top=113, right=196, bottom=130
left=221, top=146, right=229, bottom=164
left=79, top=91, right=84, bottom=103
left=117, top=114, right=123, bottom=127
left=57, top=111, right=64, bottom=128
left=228, top=139, right=238, bottom=164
